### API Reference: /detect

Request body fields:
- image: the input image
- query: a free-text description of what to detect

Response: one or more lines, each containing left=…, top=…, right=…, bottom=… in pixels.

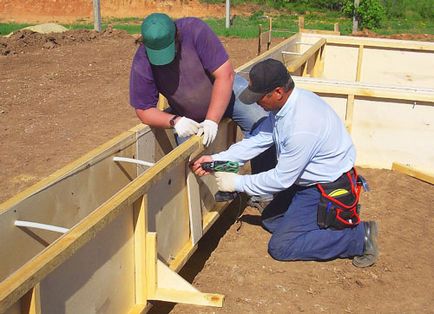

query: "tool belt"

left=317, top=168, right=364, bottom=230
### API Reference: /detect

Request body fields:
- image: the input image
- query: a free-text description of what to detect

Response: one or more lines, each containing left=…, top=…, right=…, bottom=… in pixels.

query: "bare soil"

left=1, top=28, right=433, bottom=314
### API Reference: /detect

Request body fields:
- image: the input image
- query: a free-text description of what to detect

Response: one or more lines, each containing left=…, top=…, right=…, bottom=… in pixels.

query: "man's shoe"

left=246, top=195, right=273, bottom=213
left=353, top=221, right=379, bottom=268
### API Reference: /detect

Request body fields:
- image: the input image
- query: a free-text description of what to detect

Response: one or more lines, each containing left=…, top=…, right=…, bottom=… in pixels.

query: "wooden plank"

left=128, top=303, right=152, bottom=314
left=20, top=284, right=41, bottom=314
left=312, top=47, right=322, bottom=77
left=392, top=163, right=434, bottom=185
left=169, top=242, right=198, bottom=273
left=293, top=77, right=434, bottom=104
left=235, top=33, right=299, bottom=73
left=145, top=232, right=157, bottom=298
left=154, top=260, right=224, bottom=307
left=301, top=29, right=340, bottom=35
left=133, top=196, right=148, bottom=305
left=186, top=165, right=203, bottom=246
left=325, top=36, right=434, bottom=51
left=154, top=288, right=224, bottom=308
left=287, top=38, right=326, bottom=72
left=356, top=44, right=364, bottom=81
left=0, top=137, right=201, bottom=312
left=345, top=94, right=355, bottom=133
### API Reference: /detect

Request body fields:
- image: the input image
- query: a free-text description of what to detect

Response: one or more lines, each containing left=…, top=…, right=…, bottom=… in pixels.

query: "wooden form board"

left=298, top=33, right=434, bottom=88
left=295, top=77, right=434, bottom=170
left=238, top=32, right=433, bottom=172
left=392, top=163, right=434, bottom=185
left=0, top=120, right=236, bottom=313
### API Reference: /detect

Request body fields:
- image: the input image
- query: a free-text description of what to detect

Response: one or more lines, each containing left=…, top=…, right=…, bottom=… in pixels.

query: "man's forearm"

left=135, top=108, right=178, bottom=128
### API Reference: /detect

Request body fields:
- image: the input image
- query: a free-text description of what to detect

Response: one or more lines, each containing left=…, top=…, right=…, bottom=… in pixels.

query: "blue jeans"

left=262, top=185, right=365, bottom=261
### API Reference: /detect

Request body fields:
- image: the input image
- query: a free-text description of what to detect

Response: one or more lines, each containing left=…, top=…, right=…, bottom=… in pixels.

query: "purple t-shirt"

left=130, top=17, right=234, bottom=121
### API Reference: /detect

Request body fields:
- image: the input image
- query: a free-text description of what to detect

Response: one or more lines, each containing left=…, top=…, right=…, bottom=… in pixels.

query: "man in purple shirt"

left=130, top=13, right=276, bottom=209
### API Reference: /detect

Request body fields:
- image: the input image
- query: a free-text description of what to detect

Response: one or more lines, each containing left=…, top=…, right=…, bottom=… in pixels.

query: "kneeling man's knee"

left=268, top=235, right=298, bottom=261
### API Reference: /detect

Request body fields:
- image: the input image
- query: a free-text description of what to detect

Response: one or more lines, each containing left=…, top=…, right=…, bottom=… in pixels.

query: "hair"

left=283, top=77, right=295, bottom=92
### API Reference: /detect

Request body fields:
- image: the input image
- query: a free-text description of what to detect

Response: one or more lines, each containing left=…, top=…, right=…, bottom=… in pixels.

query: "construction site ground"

left=1, top=29, right=433, bottom=313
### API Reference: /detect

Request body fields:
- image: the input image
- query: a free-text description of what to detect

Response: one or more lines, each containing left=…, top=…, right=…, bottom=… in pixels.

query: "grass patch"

left=0, top=23, right=32, bottom=36
left=1, top=6, right=432, bottom=38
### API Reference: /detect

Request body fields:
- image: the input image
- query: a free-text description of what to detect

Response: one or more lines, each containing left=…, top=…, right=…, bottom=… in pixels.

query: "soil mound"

left=0, top=27, right=132, bottom=56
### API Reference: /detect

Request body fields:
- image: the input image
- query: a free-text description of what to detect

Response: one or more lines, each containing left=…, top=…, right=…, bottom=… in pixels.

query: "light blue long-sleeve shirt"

left=212, top=87, right=356, bottom=196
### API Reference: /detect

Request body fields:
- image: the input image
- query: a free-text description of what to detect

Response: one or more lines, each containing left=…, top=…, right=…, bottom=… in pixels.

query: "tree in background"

left=343, top=0, right=386, bottom=29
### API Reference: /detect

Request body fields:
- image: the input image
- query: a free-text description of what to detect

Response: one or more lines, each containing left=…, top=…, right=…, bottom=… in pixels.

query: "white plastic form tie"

left=113, top=156, right=155, bottom=167
left=15, top=220, right=70, bottom=234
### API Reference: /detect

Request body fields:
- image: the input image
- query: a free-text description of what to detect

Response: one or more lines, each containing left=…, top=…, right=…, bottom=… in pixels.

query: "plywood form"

left=1, top=120, right=236, bottom=313
left=301, top=33, right=434, bottom=88
left=0, top=129, right=149, bottom=283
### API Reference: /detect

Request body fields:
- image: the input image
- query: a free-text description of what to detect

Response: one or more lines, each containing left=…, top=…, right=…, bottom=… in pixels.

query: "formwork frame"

left=0, top=120, right=237, bottom=313
left=237, top=32, right=434, bottom=179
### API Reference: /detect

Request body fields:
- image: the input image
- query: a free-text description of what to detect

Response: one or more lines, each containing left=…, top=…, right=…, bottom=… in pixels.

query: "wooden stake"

left=257, top=24, right=262, bottom=56
left=267, top=17, right=272, bottom=51
left=298, top=16, right=305, bottom=31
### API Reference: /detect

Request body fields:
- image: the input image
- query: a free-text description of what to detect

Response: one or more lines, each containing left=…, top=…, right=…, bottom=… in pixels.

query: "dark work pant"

left=261, top=185, right=365, bottom=261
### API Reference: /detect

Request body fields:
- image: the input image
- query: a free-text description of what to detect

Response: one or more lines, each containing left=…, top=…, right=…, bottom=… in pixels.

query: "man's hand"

left=215, top=172, right=238, bottom=192
left=191, top=155, right=213, bottom=176
left=197, top=119, right=218, bottom=147
left=174, top=117, right=200, bottom=138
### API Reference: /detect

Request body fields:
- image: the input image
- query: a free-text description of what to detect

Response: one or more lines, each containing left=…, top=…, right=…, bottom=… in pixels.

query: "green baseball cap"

left=141, top=13, right=176, bottom=65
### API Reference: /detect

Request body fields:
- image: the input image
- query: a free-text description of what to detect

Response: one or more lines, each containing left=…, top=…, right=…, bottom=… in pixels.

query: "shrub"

left=343, top=0, right=386, bottom=29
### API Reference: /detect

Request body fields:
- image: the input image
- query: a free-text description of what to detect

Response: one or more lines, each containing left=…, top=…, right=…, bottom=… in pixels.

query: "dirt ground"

left=1, top=27, right=433, bottom=313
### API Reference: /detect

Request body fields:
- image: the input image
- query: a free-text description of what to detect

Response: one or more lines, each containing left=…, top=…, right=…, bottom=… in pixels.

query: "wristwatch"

left=169, top=115, right=179, bottom=127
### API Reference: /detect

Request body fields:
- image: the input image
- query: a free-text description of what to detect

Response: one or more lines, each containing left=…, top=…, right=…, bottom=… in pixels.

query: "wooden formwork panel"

left=1, top=120, right=236, bottom=313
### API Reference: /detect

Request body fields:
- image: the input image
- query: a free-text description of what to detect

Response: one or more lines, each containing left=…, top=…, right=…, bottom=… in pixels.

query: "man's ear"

left=275, top=87, right=285, bottom=100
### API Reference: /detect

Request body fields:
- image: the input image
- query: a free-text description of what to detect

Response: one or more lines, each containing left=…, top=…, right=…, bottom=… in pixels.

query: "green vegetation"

left=1, top=0, right=432, bottom=38
left=0, top=23, right=31, bottom=36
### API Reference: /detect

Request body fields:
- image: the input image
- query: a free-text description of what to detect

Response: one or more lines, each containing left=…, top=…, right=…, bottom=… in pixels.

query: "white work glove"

left=197, top=119, right=218, bottom=147
left=215, top=172, right=239, bottom=192
left=174, top=117, right=200, bottom=138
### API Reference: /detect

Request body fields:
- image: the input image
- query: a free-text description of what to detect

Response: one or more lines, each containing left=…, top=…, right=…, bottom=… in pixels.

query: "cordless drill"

left=201, top=161, right=240, bottom=202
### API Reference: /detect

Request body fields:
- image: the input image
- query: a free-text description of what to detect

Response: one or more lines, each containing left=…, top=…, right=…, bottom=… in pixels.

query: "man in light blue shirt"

left=192, top=59, right=379, bottom=267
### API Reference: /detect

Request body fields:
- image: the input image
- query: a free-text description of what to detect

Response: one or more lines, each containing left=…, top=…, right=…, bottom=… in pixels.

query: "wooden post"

left=133, top=196, right=148, bottom=305
left=267, top=17, right=272, bottom=51
left=356, top=44, right=364, bottom=81
left=93, top=0, right=102, bottom=32
left=352, top=0, right=360, bottom=34
left=298, top=16, right=305, bottom=31
left=345, top=94, right=355, bottom=133
left=257, top=24, right=262, bottom=56
left=334, top=23, right=340, bottom=33
left=225, top=0, right=230, bottom=29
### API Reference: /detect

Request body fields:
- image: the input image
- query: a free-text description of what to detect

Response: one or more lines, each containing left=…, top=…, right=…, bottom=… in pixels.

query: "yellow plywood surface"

left=351, top=99, right=434, bottom=169
left=0, top=138, right=137, bottom=282
left=362, top=48, right=434, bottom=88
left=40, top=209, right=135, bottom=313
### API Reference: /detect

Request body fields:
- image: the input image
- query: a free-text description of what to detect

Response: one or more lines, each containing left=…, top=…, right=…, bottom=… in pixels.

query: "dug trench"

left=0, top=30, right=433, bottom=313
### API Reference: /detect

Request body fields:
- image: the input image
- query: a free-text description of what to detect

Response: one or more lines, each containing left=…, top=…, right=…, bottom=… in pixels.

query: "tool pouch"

left=317, top=169, right=363, bottom=230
